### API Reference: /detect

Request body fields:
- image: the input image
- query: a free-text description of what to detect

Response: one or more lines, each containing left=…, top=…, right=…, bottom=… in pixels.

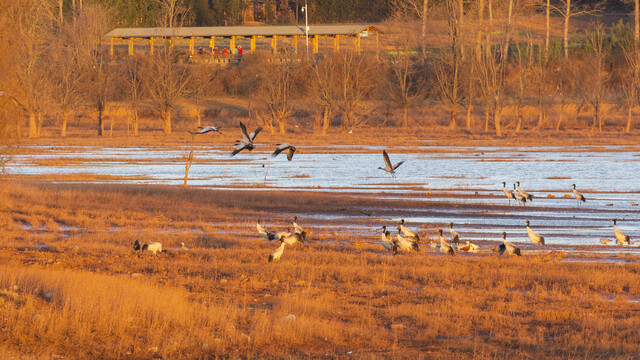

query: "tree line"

left=2, top=0, right=640, bottom=144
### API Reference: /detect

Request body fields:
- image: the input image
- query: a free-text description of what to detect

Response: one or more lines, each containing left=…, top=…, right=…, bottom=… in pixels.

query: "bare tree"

left=187, top=64, right=217, bottom=128
left=310, top=56, right=337, bottom=135
left=477, top=50, right=507, bottom=137
left=434, top=0, right=464, bottom=128
left=621, top=42, right=640, bottom=133
left=390, top=0, right=429, bottom=62
left=262, top=63, right=296, bottom=134
left=155, top=0, right=192, bottom=27
left=123, top=55, right=146, bottom=136
left=335, top=52, right=376, bottom=131
left=549, top=0, right=602, bottom=60
left=145, top=47, right=190, bottom=134
left=580, top=22, right=610, bottom=132
left=182, top=140, right=195, bottom=187
left=10, top=0, right=54, bottom=138
left=71, top=4, right=113, bottom=136
left=385, top=41, right=420, bottom=128
left=514, top=39, right=533, bottom=132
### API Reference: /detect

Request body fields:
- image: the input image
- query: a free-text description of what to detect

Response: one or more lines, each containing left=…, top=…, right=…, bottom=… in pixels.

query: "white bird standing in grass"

left=438, top=229, right=455, bottom=256
left=398, top=219, right=419, bottom=242
left=190, top=126, right=222, bottom=135
left=612, top=219, right=631, bottom=245
left=378, top=150, right=404, bottom=178
left=502, top=182, right=515, bottom=205
left=257, top=219, right=278, bottom=241
left=498, top=232, right=521, bottom=256
left=380, top=226, right=398, bottom=255
left=268, top=242, right=286, bottom=262
left=280, top=231, right=305, bottom=246
left=513, top=184, right=527, bottom=206
left=572, top=184, right=586, bottom=206
left=181, top=242, right=190, bottom=251
left=448, top=222, right=460, bottom=247
left=525, top=220, right=545, bottom=246
left=141, top=242, right=166, bottom=255
left=292, top=216, right=305, bottom=234
left=395, top=230, right=419, bottom=252
left=271, top=143, right=297, bottom=161
left=516, top=181, right=533, bottom=201
left=459, top=240, right=480, bottom=252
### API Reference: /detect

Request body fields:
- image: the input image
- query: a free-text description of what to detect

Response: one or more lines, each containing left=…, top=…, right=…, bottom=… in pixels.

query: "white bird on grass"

left=448, top=222, right=460, bottom=247
left=398, top=219, right=419, bottom=242
left=396, top=231, right=419, bottom=252
left=378, top=150, right=404, bottom=178
left=141, top=242, right=166, bottom=255
left=268, top=242, right=286, bottom=262
left=231, top=122, right=262, bottom=157
left=459, top=240, right=480, bottom=252
left=438, top=229, right=455, bottom=256
left=380, top=226, right=398, bottom=255
left=271, top=143, right=297, bottom=161
left=525, top=220, right=545, bottom=246
left=257, top=219, right=278, bottom=241
left=292, top=216, right=305, bottom=235
left=497, top=232, right=521, bottom=257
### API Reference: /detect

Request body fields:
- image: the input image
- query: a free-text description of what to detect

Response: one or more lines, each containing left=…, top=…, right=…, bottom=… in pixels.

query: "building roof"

left=105, top=24, right=379, bottom=39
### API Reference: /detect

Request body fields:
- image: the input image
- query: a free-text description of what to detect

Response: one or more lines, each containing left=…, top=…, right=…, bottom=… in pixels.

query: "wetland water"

left=7, top=144, right=640, bottom=253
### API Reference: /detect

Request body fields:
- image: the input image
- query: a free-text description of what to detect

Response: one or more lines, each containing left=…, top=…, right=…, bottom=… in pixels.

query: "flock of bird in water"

left=128, top=122, right=633, bottom=261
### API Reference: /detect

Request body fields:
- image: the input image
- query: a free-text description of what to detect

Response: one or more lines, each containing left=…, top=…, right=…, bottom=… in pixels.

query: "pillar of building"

left=128, top=38, right=133, bottom=56
left=250, top=36, right=256, bottom=53
left=109, top=37, right=114, bottom=56
left=209, top=36, right=215, bottom=51
left=149, top=37, right=154, bottom=55
left=333, top=35, right=340, bottom=52
left=313, top=35, right=319, bottom=54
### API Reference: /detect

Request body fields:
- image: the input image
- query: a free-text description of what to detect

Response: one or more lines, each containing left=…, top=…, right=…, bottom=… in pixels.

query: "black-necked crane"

left=502, top=182, right=515, bottom=205
left=132, top=240, right=141, bottom=257
left=525, top=220, right=545, bottom=246
left=378, top=150, right=404, bottom=178
left=292, top=216, right=305, bottom=234
left=398, top=219, right=420, bottom=241
left=612, top=219, right=631, bottom=245
left=516, top=181, right=533, bottom=201
left=448, top=222, right=460, bottom=247
left=572, top=184, right=586, bottom=206
left=396, top=230, right=419, bottom=252
left=277, top=228, right=292, bottom=240
left=190, top=126, right=222, bottom=135
left=231, top=122, right=262, bottom=157
left=600, top=238, right=612, bottom=245
left=380, top=226, right=398, bottom=255
left=272, top=143, right=297, bottom=161
left=498, top=232, right=521, bottom=256
left=141, top=242, right=166, bottom=255
left=181, top=242, right=190, bottom=251
left=438, top=229, right=455, bottom=256
left=280, top=232, right=304, bottom=246
left=268, top=242, right=286, bottom=262
left=513, top=184, right=527, bottom=206
left=257, top=219, right=278, bottom=241
left=459, top=240, right=480, bottom=252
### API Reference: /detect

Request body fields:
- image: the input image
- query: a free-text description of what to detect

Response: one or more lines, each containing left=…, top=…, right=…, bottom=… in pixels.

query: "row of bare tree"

left=3, top=0, right=640, bottom=141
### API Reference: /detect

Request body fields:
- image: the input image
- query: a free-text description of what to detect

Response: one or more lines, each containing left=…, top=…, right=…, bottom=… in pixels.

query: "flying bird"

left=190, top=126, right=222, bottom=135
left=231, top=122, right=262, bottom=156
left=378, top=150, right=404, bottom=178
left=271, top=143, right=297, bottom=161
left=268, top=242, right=286, bottom=262
left=257, top=219, right=278, bottom=241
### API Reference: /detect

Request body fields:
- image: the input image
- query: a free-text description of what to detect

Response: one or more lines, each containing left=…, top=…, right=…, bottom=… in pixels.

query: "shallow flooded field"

left=7, top=144, right=640, bottom=255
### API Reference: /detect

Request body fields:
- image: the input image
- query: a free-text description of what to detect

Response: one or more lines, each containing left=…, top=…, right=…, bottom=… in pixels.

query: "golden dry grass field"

left=1, top=174, right=640, bottom=359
